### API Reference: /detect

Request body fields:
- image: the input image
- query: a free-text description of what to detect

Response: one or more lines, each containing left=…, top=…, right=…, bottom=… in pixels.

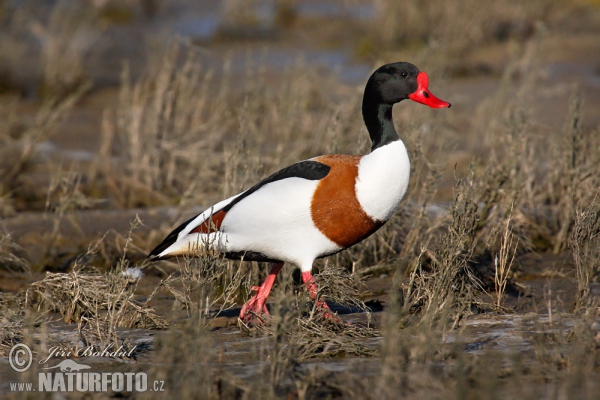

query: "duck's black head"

left=363, top=62, right=450, bottom=150
left=364, top=62, right=451, bottom=108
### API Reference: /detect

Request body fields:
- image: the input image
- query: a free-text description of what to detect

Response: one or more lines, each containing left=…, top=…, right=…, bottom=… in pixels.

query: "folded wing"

left=148, top=160, right=331, bottom=260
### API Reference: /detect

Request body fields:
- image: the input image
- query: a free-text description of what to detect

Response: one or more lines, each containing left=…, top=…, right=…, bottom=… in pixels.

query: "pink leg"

left=301, top=271, right=337, bottom=320
left=240, top=262, right=284, bottom=321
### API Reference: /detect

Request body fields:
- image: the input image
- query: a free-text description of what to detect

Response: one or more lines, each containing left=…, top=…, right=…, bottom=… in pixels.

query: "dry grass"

left=25, top=266, right=164, bottom=327
left=95, top=41, right=358, bottom=211
left=0, top=233, right=30, bottom=273
left=570, top=199, right=600, bottom=312
left=370, top=0, right=563, bottom=74
left=148, top=316, right=252, bottom=399
left=204, top=276, right=595, bottom=399
left=30, top=0, right=99, bottom=100
left=150, top=260, right=380, bottom=398
left=329, top=294, right=600, bottom=399
left=385, top=34, right=600, bottom=323
left=96, top=42, right=231, bottom=208
left=89, top=18, right=600, bottom=397
left=242, top=264, right=377, bottom=337
left=1, top=1, right=600, bottom=398
left=155, top=246, right=247, bottom=319
left=545, top=94, right=600, bottom=253
left=494, top=209, right=519, bottom=307
left=0, top=294, right=25, bottom=356
left=25, top=223, right=167, bottom=354
left=0, top=188, right=15, bottom=218
left=0, top=87, right=87, bottom=206
left=0, top=5, right=32, bottom=96
left=402, top=170, right=488, bottom=325
left=41, top=168, right=95, bottom=266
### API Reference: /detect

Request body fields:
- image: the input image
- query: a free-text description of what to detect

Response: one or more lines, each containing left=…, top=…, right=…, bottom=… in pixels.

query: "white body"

left=155, top=139, right=411, bottom=272
left=156, top=179, right=340, bottom=271
left=220, top=178, right=340, bottom=271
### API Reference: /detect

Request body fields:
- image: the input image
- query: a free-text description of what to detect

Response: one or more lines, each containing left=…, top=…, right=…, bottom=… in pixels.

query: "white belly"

left=354, top=140, right=411, bottom=221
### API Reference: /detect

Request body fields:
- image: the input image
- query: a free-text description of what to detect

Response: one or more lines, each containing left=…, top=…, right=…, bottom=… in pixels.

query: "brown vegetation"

left=1, top=0, right=599, bottom=398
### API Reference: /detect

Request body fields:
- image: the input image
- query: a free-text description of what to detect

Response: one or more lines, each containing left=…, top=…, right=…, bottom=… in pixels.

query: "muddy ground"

left=1, top=0, right=600, bottom=398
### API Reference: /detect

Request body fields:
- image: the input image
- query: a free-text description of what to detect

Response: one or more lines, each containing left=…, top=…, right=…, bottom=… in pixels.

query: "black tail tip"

left=147, top=247, right=164, bottom=260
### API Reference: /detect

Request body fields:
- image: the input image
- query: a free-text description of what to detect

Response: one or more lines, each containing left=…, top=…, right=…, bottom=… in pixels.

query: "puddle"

left=172, top=0, right=376, bottom=41
left=164, top=1, right=372, bottom=84
left=174, top=13, right=221, bottom=39
left=38, top=141, right=96, bottom=162
left=296, top=2, right=375, bottom=21
left=546, top=62, right=600, bottom=88
left=3, top=1, right=600, bottom=396
left=223, top=47, right=370, bottom=84
left=3, top=310, right=596, bottom=393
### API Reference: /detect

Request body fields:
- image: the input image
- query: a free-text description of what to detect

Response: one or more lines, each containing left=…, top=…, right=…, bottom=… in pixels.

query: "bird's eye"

left=400, top=72, right=407, bottom=78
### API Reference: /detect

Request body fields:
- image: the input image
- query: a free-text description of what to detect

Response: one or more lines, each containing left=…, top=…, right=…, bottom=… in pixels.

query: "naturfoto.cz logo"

left=7, top=343, right=165, bottom=393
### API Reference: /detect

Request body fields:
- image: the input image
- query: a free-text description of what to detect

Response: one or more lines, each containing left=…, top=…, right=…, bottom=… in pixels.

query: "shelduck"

left=149, top=62, right=450, bottom=322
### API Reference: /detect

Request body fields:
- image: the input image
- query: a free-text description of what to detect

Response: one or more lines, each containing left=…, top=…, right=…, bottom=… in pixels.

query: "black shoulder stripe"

left=147, top=214, right=198, bottom=258
left=222, top=160, right=330, bottom=212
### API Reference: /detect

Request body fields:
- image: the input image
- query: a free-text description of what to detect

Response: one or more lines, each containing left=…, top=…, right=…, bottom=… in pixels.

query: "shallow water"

left=3, top=304, right=598, bottom=396
left=2, top=1, right=600, bottom=397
